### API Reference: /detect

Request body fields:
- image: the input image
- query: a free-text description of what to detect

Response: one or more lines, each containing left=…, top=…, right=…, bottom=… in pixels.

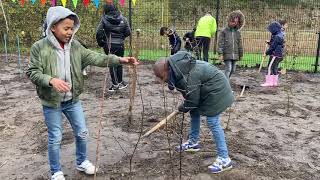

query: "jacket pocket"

left=37, top=86, right=54, bottom=100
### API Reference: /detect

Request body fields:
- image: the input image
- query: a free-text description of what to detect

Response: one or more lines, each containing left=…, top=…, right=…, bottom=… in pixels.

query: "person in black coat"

left=183, top=28, right=197, bottom=52
left=96, top=3, right=131, bottom=92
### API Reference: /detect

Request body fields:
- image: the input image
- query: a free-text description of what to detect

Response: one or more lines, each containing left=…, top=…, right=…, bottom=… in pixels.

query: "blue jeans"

left=43, top=100, right=88, bottom=174
left=224, top=60, right=237, bottom=78
left=189, top=110, right=229, bottom=158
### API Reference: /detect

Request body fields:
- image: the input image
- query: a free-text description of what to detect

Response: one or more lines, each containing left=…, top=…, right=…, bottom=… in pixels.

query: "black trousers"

left=103, top=44, right=124, bottom=85
left=267, top=56, right=283, bottom=75
left=196, top=37, right=210, bottom=62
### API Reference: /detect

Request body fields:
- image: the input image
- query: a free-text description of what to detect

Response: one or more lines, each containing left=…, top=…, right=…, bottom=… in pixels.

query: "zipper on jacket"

left=232, top=31, right=235, bottom=60
left=63, top=49, right=67, bottom=101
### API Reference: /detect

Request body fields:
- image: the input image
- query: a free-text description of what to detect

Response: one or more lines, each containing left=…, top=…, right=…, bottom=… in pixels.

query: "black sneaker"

left=118, top=81, right=128, bottom=90
left=108, top=84, right=119, bottom=92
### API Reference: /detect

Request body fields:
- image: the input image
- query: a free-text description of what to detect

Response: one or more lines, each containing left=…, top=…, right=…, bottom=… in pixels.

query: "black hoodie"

left=96, top=4, right=131, bottom=46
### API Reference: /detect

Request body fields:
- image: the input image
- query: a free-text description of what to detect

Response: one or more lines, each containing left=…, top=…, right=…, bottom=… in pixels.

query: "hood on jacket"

left=103, top=14, right=123, bottom=25
left=227, top=10, right=245, bottom=30
left=46, top=6, right=80, bottom=49
left=104, top=3, right=118, bottom=14
left=104, top=3, right=120, bottom=15
left=103, top=3, right=122, bottom=25
left=268, top=21, right=282, bottom=35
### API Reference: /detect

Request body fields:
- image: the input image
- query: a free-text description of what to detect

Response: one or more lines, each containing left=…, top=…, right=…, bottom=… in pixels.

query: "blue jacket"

left=266, top=21, right=285, bottom=57
left=168, top=30, right=181, bottom=49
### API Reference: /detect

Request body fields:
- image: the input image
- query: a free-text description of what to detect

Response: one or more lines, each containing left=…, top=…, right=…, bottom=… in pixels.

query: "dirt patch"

left=1, top=58, right=320, bottom=180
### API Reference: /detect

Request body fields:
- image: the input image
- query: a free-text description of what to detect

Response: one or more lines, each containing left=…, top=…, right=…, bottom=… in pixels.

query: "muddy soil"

left=0, top=56, right=320, bottom=180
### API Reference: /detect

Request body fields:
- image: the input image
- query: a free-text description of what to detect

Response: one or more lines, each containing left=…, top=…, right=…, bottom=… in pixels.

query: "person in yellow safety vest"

left=195, top=11, right=217, bottom=62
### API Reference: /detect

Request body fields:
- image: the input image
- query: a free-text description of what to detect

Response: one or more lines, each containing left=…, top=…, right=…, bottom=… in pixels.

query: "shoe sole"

left=209, top=165, right=233, bottom=174
left=76, top=167, right=97, bottom=175
left=176, top=148, right=201, bottom=153
left=108, top=88, right=119, bottom=92
left=118, top=85, right=128, bottom=90
left=185, top=148, right=200, bottom=152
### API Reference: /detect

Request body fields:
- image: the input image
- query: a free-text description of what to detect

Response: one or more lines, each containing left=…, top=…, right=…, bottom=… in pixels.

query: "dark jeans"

left=171, top=41, right=181, bottom=55
left=196, top=37, right=211, bottom=62
left=267, top=56, right=283, bottom=75
left=103, top=44, right=124, bottom=85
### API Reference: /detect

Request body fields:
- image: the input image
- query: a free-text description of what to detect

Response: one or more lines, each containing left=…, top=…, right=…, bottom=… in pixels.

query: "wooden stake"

left=142, top=111, right=179, bottom=138
left=240, top=85, right=246, bottom=97
left=0, top=0, right=9, bottom=33
left=127, top=29, right=141, bottom=124
left=93, top=35, right=112, bottom=180
left=258, top=43, right=269, bottom=73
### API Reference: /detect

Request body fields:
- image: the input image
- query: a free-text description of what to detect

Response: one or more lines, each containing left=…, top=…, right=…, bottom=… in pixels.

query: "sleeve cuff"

left=43, top=75, right=53, bottom=87
left=107, top=54, right=121, bottom=66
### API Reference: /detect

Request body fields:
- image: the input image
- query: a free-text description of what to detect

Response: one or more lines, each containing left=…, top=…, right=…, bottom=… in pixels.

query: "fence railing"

left=1, top=0, right=320, bottom=72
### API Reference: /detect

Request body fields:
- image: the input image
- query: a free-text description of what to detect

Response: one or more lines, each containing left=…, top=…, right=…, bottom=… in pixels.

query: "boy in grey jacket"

left=218, top=10, right=245, bottom=78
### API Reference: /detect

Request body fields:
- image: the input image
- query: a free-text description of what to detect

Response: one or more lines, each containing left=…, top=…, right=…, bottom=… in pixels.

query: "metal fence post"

left=3, top=33, right=8, bottom=63
left=315, top=32, right=320, bottom=73
left=213, top=0, right=220, bottom=54
left=129, top=0, right=133, bottom=56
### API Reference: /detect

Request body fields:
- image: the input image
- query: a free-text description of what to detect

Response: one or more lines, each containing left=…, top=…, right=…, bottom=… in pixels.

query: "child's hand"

left=49, top=78, right=71, bottom=93
left=120, top=57, right=139, bottom=66
left=169, top=45, right=172, bottom=49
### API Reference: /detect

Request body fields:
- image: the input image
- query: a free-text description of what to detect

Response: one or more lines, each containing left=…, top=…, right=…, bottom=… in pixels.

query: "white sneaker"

left=208, top=156, right=233, bottom=173
left=76, top=160, right=97, bottom=175
left=51, top=171, right=65, bottom=180
left=118, top=81, right=128, bottom=90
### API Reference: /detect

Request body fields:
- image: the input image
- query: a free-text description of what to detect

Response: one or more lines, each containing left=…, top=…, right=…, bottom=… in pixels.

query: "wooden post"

left=258, top=43, right=269, bottom=73
left=127, top=29, right=141, bottom=124
left=142, top=111, right=179, bottom=138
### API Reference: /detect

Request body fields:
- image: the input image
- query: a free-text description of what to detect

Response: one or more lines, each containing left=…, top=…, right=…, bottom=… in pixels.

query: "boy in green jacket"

left=195, top=11, right=217, bottom=62
left=153, top=51, right=234, bottom=174
left=27, top=6, right=138, bottom=180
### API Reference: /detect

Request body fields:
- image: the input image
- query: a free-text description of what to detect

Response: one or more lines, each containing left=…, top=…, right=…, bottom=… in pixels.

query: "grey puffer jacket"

left=218, top=10, right=245, bottom=61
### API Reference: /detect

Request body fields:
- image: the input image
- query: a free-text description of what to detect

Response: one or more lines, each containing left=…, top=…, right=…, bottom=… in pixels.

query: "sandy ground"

left=0, top=55, right=320, bottom=180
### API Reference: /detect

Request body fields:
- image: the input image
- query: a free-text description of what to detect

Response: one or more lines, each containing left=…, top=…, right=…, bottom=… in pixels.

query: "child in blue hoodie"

left=261, top=21, right=285, bottom=87
left=160, top=26, right=182, bottom=55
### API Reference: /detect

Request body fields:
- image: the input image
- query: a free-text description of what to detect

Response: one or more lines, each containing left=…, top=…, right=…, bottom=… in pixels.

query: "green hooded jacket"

left=168, top=51, right=234, bottom=116
left=27, top=6, right=121, bottom=108
left=27, top=38, right=120, bottom=108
